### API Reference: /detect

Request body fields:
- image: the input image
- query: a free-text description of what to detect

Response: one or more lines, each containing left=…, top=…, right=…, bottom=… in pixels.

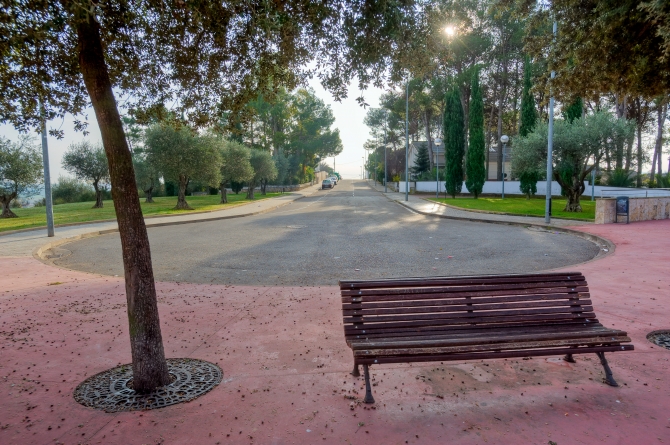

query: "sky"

left=0, top=79, right=384, bottom=183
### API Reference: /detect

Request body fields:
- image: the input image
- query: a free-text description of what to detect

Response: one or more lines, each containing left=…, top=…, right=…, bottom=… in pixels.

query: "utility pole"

left=40, top=104, right=55, bottom=237
left=545, top=20, right=557, bottom=224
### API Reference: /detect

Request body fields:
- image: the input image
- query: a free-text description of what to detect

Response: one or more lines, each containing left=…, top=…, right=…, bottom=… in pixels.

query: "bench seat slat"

left=345, top=321, right=618, bottom=343
left=345, top=321, right=606, bottom=341
left=349, top=329, right=627, bottom=349
left=353, top=335, right=631, bottom=357
left=355, top=345, right=634, bottom=365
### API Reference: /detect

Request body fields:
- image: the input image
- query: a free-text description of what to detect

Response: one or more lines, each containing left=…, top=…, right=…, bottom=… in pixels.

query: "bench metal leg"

left=596, top=352, right=618, bottom=387
left=351, top=363, right=360, bottom=377
left=363, top=365, right=375, bottom=404
left=563, top=353, right=576, bottom=363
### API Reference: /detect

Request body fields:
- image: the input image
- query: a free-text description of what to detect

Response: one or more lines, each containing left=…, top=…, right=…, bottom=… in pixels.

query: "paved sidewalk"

left=367, top=181, right=591, bottom=227
left=1, top=218, right=669, bottom=444
left=0, top=183, right=322, bottom=257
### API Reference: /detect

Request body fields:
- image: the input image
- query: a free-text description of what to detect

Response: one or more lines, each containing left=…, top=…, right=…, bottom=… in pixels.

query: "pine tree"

left=465, top=71, right=486, bottom=198
left=519, top=56, right=538, bottom=137
left=444, top=88, right=465, bottom=198
left=412, top=143, right=431, bottom=177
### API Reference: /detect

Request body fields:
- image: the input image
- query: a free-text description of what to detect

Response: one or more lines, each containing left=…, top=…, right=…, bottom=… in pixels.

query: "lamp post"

left=434, top=138, right=443, bottom=198
left=40, top=103, right=54, bottom=237
left=384, top=111, right=388, bottom=193
left=404, top=79, right=409, bottom=201
left=545, top=20, right=557, bottom=224
left=500, top=135, right=509, bottom=199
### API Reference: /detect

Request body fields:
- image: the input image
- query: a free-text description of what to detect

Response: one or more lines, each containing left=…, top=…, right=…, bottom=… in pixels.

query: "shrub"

left=606, top=169, right=635, bottom=187
left=519, top=170, right=539, bottom=199
left=51, top=177, right=96, bottom=204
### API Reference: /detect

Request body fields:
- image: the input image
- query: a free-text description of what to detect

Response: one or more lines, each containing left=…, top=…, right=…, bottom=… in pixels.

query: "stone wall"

left=595, top=197, right=670, bottom=224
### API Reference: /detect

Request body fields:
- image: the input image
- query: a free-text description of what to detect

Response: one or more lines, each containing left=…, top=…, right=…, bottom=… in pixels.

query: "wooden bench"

left=340, top=271, right=633, bottom=404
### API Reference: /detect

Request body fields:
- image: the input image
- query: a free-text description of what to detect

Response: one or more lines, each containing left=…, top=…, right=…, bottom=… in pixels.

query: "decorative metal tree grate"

left=647, top=330, right=670, bottom=351
left=74, top=358, right=222, bottom=412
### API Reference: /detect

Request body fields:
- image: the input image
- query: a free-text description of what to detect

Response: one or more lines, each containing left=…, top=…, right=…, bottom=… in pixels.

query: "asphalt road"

left=53, top=180, right=601, bottom=285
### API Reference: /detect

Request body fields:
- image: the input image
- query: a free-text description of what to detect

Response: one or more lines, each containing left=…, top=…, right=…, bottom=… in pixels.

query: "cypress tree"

left=563, top=96, right=583, bottom=123
left=444, top=88, right=465, bottom=198
left=519, top=56, right=537, bottom=137
left=465, top=71, right=486, bottom=198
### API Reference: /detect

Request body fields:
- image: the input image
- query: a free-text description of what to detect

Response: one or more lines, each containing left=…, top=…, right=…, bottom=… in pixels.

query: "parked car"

left=328, top=176, right=338, bottom=185
left=322, top=179, right=333, bottom=189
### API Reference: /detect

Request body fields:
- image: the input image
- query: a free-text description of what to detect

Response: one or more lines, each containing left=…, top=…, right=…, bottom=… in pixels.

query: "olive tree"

left=62, top=141, right=110, bottom=208
left=144, top=125, right=221, bottom=210
left=133, top=156, right=160, bottom=203
left=0, top=137, right=43, bottom=218
left=512, top=112, right=633, bottom=212
left=247, top=150, right=278, bottom=199
left=219, top=141, right=254, bottom=204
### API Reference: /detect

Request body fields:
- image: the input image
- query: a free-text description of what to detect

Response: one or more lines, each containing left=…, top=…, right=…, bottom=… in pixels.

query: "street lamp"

left=500, top=135, right=509, bottom=199
left=434, top=138, right=442, bottom=198
left=405, top=79, right=409, bottom=201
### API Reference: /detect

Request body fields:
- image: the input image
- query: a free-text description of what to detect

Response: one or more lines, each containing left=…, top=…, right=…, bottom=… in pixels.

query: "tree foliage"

left=62, top=141, right=110, bottom=209
left=520, top=0, right=670, bottom=100
left=512, top=112, right=634, bottom=211
left=145, top=124, right=221, bottom=210
left=519, top=56, right=537, bottom=137
left=247, top=150, right=278, bottom=199
left=0, top=136, right=43, bottom=218
left=219, top=141, right=254, bottom=203
left=466, top=71, right=486, bottom=198
left=444, top=89, right=465, bottom=198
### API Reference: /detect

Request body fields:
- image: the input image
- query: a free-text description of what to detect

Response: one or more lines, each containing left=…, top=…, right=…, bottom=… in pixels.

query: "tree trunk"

left=424, top=112, right=434, bottom=171
left=654, top=102, right=667, bottom=183
left=175, top=174, right=192, bottom=209
left=563, top=188, right=583, bottom=212
left=144, top=186, right=154, bottom=203
left=247, top=181, right=255, bottom=199
left=261, top=179, right=267, bottom=195
left=636, top=134, right=643, bottom=188
left=92, top=180, right=104, bottom=208
left=650, top=146, right=658, bottom=187
left=219, top=183, right=228, bottom=204
left=614, top=94, right=627, bottom=170
left=75, top=13, right=170, bottom=393
left=0, top=193, right=18, bottom=218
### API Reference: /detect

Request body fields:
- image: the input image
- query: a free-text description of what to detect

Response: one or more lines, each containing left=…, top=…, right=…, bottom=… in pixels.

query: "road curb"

left=1, top=193, right=301, bottom=238
left=32, top=186, right=321, bottom=262
left=421, top=197, right=594, bottom=222
left=365, top=182, right=616, bottom=265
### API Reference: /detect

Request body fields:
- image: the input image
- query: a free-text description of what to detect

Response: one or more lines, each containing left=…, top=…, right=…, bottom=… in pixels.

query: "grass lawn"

left=0, top=192, right=284, bottom=233
left=427, top=196, right=595, bottom=221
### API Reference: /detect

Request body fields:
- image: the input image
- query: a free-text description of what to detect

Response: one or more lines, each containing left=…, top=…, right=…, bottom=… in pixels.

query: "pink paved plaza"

left=1, top=220, right=669, bottom=444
